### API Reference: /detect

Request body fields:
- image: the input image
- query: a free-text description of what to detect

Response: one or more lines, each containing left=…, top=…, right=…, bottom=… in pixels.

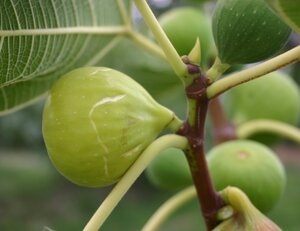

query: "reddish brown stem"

left=209, top=97, right=237, bottom=144
left=178, top=63, right=225, bottom=230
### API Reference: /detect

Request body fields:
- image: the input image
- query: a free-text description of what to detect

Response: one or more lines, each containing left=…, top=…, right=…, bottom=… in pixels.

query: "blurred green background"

left=1, top=0, right=300, bottom=230
left=0, top=101, right=300, bottom=231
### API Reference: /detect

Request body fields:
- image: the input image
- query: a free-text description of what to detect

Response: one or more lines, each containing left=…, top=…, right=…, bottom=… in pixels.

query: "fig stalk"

left=133, top=0, right=187, bottom=79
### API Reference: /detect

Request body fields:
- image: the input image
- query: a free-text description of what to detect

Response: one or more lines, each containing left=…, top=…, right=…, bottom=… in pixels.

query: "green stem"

left=206, top=57, right=230, bottom=82
left=236, top=119, right=300, bottom=144
left=133, top=0, right=187, bottom=80
left=167, top=114, right=184, bottom=132
left=83, top=135, right=188, bottom=231
left=142, top=186, right=197, bottom=231
left=207, top=46, right=300, bottom=99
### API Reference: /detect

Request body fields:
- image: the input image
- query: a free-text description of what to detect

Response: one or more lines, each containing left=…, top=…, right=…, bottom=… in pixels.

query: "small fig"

left=207, top=140, right=286, bottom=212
left=146, top=148, right=193, bottom=190
left=214, top=186, right=282, bottom=231
left=212, top=0, right=291, bottom=64
left=158, top=7, right=213, bottom=66
left=42, top=67, right=176, bottom=187
left=223, top=71, right=300, bottom=143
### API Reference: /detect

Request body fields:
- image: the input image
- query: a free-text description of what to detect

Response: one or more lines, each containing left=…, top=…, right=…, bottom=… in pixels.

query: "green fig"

left=42, top=67, right=176, bottom=187
left=265, top=0, right=300, bottom=34
left=214, top=187, right=282, bottom=231
left=146, top=148, right=193, bottom=190
left=223, top=71, right=300, bottom=143
left=207, top=140, right=286, bottom=212
left=212, top=0, right=291, bottom=64
left=158, top=7, right=214, bottom=66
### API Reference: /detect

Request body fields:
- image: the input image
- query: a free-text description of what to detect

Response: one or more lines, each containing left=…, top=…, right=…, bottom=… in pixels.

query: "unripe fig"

left=207, top=140, right=286, bottom=212
left=214, top=187, right=282, bottom=231
left=42, top=67, right=176, bottom=187
left=223, top=71, right=300, bottom=141
left=146, top=148, right=193, bottom=190
left=265, top=0, right=300, bottom=34
left=212, top=0, right=291, bottom=64
left=158, top=7, right=213, bottom=65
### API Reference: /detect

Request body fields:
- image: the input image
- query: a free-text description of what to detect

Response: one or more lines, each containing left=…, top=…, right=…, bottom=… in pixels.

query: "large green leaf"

left=266, top=0, right=300, bottom=34
left=0, top=0, right=131, bottom=115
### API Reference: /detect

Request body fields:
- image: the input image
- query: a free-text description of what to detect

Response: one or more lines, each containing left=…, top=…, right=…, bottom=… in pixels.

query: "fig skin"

left=42, top=67, right=175, bottom=187
left=158, top=7, right=213, bottom=66
left=207, top=140, right=286, bottom=213
left=146, top=148, right=193, bottom=190
left=212, top=0, right=291, bottom=65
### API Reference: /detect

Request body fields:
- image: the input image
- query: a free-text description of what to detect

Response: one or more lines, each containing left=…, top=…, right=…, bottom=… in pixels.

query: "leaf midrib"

left=0, top=26, right=128, bottom=37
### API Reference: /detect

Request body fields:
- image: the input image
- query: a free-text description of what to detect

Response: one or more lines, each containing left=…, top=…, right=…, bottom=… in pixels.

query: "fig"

left=146, top=148, right=193, bottom=190
left=207, top=139, right=286, bottom=212
left=265, top=0, right=300, bottom=34
left=212, top=0, right=291, bottom=64
left=42, top=67, right=176, bottom=187
left=214, top=187, right=282, bottom=231
left=158, top=7, right=213, bottom=66
left=223, top=71, right=300, bottom=128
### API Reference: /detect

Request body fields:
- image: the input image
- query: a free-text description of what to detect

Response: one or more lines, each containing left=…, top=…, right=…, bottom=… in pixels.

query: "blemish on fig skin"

left=237, top=151, right=250, bottom=160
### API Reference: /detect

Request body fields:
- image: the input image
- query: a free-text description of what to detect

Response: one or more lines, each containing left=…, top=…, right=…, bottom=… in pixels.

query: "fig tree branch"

left=178, top=65, right=225, bottom=230
left=206, top=46, right=300, bottom=98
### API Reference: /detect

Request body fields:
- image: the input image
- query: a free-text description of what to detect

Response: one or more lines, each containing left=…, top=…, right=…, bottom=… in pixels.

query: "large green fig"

left=159, top=7, right=213, bottom=66
left=42, top=67, right=176, bottom=187
left=223, top=71, right=300, bottom=126
left=207, top=140, right=286, bottom=213
left=212, top=0, right=291, bottom=64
